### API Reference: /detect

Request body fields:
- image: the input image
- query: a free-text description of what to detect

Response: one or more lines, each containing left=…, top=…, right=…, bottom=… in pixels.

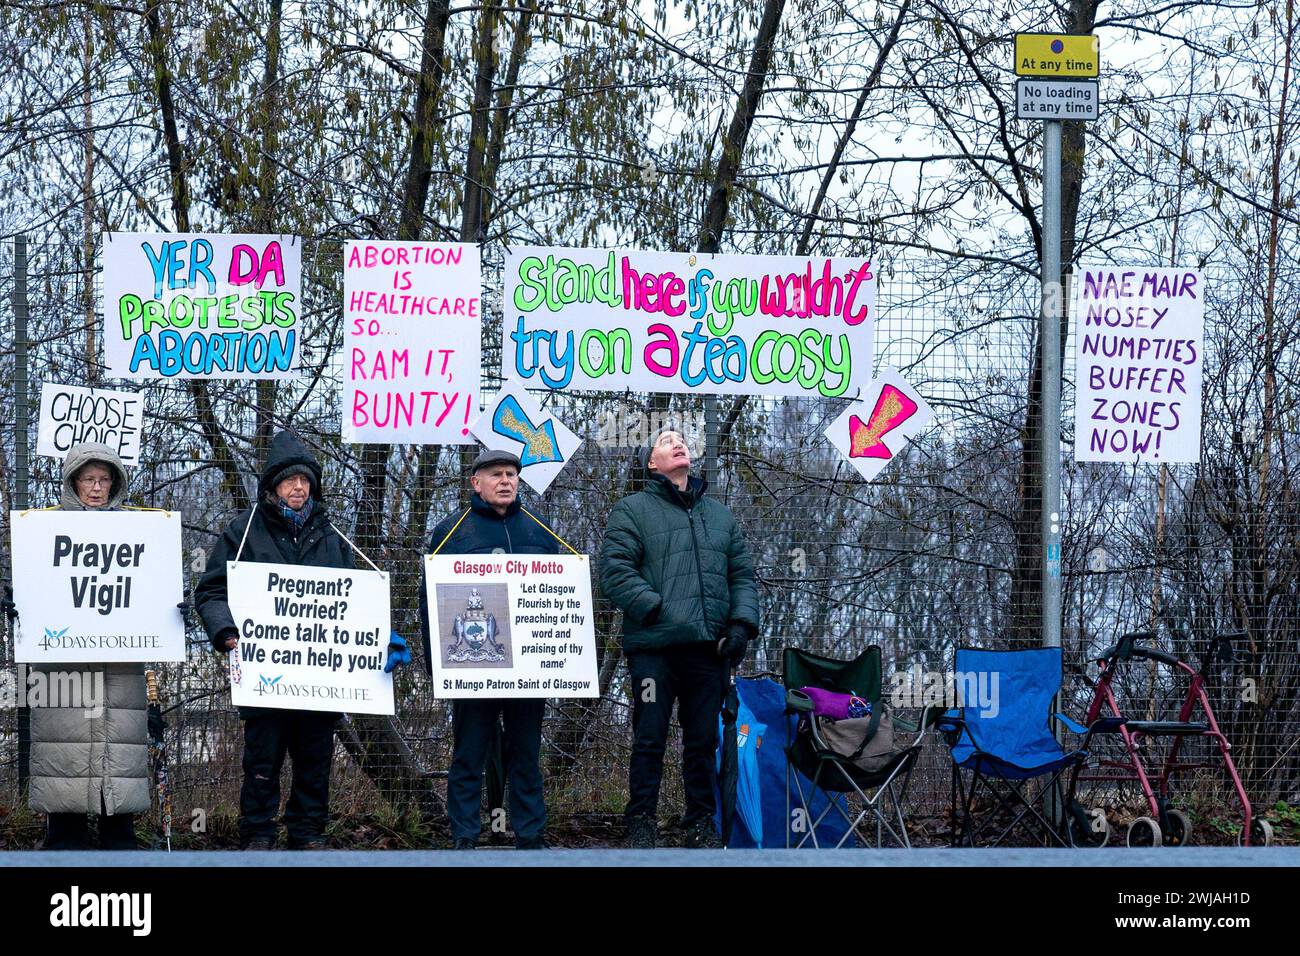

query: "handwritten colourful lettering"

left=342, top=241, right=481, bottom=444
left=504, top=247, right=875, bottom=398
left=103, top=232, right=302, bottom=380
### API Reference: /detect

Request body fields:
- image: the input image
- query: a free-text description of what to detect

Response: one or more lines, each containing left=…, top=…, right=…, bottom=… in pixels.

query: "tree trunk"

left=143, top=0, right=249, bottom=510
left=697, top=0, right=787, bottom=254
left=251, top=0, right=284, bottom=462
left=346, top=0, right=459, bottom=825
left=82, top=5, right=97, bottom=382
left=548, top=0, right=789, bottom=779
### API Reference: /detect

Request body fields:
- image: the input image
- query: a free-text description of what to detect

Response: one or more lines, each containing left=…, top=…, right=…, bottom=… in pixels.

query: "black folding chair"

left=783, top=646, right=933, bottom=848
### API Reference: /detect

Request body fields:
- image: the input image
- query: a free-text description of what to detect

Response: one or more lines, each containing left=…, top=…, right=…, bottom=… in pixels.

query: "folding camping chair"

left=783, top=646, right=932, bottom=848
left=940, top=646, right=1089, bottom=847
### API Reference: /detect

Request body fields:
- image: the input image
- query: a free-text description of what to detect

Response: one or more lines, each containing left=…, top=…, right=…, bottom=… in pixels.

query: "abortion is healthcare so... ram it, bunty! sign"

left=102, top=232, right=302, bottom=380
left=9, top=510, right=185, bottom=663
left=342, top=240, right=481, bottom=444
left=503, top=247, right=876, bottom=398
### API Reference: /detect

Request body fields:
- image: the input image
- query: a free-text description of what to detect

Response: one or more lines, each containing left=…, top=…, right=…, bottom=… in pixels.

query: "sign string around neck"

left=230, top=507, right=384, bottom=576
left=327, top=520, right=384, bottom=576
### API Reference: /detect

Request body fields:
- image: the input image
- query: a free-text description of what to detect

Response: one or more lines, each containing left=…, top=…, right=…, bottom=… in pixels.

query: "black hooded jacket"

left=195, top=430, right=355, bottom=649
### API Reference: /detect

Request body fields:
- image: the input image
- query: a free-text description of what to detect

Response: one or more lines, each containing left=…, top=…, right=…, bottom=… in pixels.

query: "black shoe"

left=452, top=837, right=477, bottom=850
left=516, top=836, right=549, bottom=850
left=624, top=817, right=657, bottom=849
left=683, top=820, right=723, bottom=849
left=242, top=835, right=278, bottom=851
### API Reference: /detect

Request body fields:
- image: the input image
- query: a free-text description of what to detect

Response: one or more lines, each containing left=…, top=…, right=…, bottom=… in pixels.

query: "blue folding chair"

left=938, top=647, right=1089, bottom=847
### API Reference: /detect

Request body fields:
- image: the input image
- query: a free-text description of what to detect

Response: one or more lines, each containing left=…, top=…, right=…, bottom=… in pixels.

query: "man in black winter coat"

left=195, top=430, right=354, bottom=850
left=420, top=449, right=560, bottom=850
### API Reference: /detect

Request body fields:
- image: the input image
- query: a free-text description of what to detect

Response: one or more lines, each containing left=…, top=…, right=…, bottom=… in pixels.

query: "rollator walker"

left=1063, top=630, right=1272, bottom=848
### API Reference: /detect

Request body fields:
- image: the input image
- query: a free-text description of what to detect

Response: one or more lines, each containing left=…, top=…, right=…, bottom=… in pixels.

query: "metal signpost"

left=1014, top=35, right=1100, bottom=652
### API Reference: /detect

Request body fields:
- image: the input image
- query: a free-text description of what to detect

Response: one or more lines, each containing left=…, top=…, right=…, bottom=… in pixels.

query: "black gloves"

left=642, top=603, right=661, bottom=627
left=148, top=706, right=165, bottom=741
left=212, top=627, right=237, bottom=653
left=717, top=621, right=752, bottom=664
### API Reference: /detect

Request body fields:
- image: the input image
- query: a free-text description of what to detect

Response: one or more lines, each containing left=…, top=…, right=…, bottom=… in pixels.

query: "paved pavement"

left=3, top=847, right=1295, bottom=867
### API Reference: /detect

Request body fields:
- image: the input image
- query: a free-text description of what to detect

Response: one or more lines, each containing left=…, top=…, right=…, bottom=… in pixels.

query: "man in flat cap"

left=420, top=449, right=562, bottom=849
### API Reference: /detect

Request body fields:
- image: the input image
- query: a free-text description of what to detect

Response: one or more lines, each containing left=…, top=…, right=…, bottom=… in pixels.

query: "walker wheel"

left=1126, top=816, right=1163, bottom=847
left=1066, top=806, right=1110, bottom=847
left=1163, top=809, right=1192, bottom=847
left=1237, top=819, right=1274, bottom=847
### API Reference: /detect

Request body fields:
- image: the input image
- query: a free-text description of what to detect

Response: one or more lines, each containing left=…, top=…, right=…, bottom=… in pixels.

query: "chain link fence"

left=1, top=235, right=1296, bottom=847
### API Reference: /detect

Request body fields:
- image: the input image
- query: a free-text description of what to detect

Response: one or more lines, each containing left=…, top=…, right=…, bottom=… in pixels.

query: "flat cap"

left=470, top=448, right=522, bottom=474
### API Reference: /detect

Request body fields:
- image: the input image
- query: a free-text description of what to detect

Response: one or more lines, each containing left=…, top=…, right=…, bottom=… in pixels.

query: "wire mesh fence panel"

left=1, top=236, right=1296, bottom=847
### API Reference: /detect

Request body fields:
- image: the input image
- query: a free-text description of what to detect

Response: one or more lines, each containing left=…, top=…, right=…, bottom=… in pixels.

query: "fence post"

left=13, top=234, right=31, bottom=791
left=703, top=395, right=719, bottom=486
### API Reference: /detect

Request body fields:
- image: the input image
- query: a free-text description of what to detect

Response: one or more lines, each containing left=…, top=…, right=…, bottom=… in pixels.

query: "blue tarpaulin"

left=715, top=676, right=850, bottom=848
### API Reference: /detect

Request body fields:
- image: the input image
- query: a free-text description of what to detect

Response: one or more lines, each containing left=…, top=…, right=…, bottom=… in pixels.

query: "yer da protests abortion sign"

left=1073, top=266, right=1204, bottom=464
left=425, top=554, right=598, bottom=698
left=9, top=510, right=184, bottom=663
left=503, top=247, right=875, bottom=398
left=226, top=563, right=395, bottom=715
left=102, top=233, right=302, bottom=380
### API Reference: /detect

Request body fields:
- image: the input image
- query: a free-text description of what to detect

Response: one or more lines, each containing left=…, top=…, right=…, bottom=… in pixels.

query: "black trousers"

left=626, top=643, right=726, bottom=826
left=240, top=710, right=337, bottom=847
left=448, top=698, right=546, bottom=842
left=43, top=811, right=137, bottom=850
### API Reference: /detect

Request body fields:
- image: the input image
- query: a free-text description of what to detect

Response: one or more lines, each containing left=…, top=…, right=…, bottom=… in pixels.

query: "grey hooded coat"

left=28, top=442, right=150, bottom=816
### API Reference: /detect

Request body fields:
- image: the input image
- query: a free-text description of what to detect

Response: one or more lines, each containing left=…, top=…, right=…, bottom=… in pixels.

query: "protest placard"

left=37, top=382, right=143, bottom=465
left=824, top=368, right=934, bottom=481
left=1073, top=266, right=1204, bottom=463
left=503, top=247, right=875, bottom=398
left=226, top=562, right=394, bottom=715
left=424, top=554, right=598, bottom=698
left=343, top=240, right=480, bottom=443
left=9, top=510, right=184, bottom=663
left=102, top=232, right=302, bottom=380
left=467, top=386, right=583, bottom=494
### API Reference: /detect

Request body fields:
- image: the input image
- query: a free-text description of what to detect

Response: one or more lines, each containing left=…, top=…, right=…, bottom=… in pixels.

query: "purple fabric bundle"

left=799, top=687, right=869, bottom=720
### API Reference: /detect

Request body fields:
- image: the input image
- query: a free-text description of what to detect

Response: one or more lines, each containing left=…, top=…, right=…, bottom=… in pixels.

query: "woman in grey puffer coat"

left=28, top=442, right=149, bottom=849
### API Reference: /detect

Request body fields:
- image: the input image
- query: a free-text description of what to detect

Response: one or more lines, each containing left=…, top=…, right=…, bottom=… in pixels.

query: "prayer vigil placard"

left=424, top=554, right=598, bottom=698
left=1073, top=266, right=1204, bottom=464
left=9, top=509, right=185, bottom=663
left=226, top=562, right=395, bottom=715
